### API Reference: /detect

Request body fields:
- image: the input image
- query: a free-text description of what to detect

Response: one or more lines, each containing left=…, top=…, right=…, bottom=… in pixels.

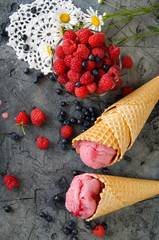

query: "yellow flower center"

left=92, top=16, right=100, bottom=27
left=60, top=13, right=70, bottom=23
left=47, top=46, right=53, bottom=55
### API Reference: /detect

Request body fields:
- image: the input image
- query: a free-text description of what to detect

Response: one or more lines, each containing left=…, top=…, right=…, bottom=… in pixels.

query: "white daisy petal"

left=84, top=7, right=104, bottom=31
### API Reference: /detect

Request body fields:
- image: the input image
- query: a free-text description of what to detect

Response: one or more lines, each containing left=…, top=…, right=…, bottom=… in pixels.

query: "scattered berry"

left=102, top=167, right=109, bottom=174
left=55, top=45, right=65, bottom=59
left=70, top=117, right=77, bottom=124
left=108, top=45, right=120, bottom=61
left=39, top=212, right=46, bottom=217
left=60, top=101, right=66, bottom=107
left=122, top=87, right=134, bottom=96
left=53, top=59, right=66, bottom=75
left=36, top=136, right=49, bottom=150
left=65, top=81, right=75, bottom=93
left=107, top=65, right=121, bottom=80
left=2, top=112, right=9, bottom=119
left=122, top=56, right=133, bottom=68
left=72, top=237, right=78, bottom=240
left=63, top=30, right=77, bottom=41
left=93, top=225, right=105, bottom=238
left=16, top=112, right=29, bottom=126
left=102, top=222, right=108, bottom=230
left=74, top=100, right=80, bottom=105
left=46, top=215, right=53, bottom=222
left=63, top=227, right=71, bottom=235
left=56, top=88, right=63, bottom=95
left=32, top=75, right=39, bottom=84
left=88, top=32, right=105, bottom=47
left=3, top=175, right=19, bottom=190
left=62, top=39, right=77, bottom=55
left=77, top=28, right=91, bottom=44
left=63, top=120, right=70, bottom=125
left=71, top=57, right=83, bottom=72
left=61, top=143, right=67, bottom=150
left=11, top=133, right=20, bottom=141
left=67, top=70, right=81, bottom=83
left=23, top=67, right=30, bottom=74
left=49, top=74, right=56, bottom=81
left=23, top=44, right=29, bottom=51
left=76, top=105, right=82, bottom=111
left=98, top=74, right=114, bottom=91
left=53, top=195, right=61, bottom=202
left=58, top=74, right=68, bottom=84
left=72, top=229, right=78, bottom=235
left=4, top=205, right=12, bottom=212
left=84, top=121, right=90, bottom=127
left=111, top=79, right=123, bottom=91
left=86, top=223, right=92, bottom=229
left=60, top=110, right=66, bottom=116
left=75, top=86, right=87, bottom=98
left=30, top=109, right=46, bottom=126
left=61, top=125, right=73, bottom=138
left=21, top=34, right=27, bottom=41
left=68, top=220, right=75, bottom=227
left=37, top=72, right=44, bottom=78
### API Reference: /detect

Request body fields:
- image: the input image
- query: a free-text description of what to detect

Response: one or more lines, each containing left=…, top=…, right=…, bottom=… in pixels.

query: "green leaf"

left=128, top=26, right=135, bottom=35
left=117, top=39, right=127, bottom=46
left=146, top=25, right=159, bottom=32
left=133, top=37, right=142, bottom=45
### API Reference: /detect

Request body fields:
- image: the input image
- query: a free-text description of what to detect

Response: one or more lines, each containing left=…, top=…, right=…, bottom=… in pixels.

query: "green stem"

left=103, top=1, right=125, bottom=12
left=21, top=125, right=26, bottom=135
left=102, top=16, right=133, bottom=28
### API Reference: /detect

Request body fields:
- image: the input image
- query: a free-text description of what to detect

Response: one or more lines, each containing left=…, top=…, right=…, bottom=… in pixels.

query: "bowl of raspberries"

left=53, top=28, right=122, bottom=98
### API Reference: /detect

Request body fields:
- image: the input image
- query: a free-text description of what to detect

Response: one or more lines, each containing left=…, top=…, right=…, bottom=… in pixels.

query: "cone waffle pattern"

left=87, top=174, right=159, bottom=220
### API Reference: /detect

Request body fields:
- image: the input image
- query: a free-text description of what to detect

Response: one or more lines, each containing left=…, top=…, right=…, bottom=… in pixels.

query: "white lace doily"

left=6, top=0, right=86, bottom=75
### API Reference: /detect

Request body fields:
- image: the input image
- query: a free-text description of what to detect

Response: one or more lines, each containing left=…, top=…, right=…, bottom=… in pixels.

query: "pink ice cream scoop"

left=75, top=140, right=116, bottom=169
left=65, top=173, right=103, bottom=219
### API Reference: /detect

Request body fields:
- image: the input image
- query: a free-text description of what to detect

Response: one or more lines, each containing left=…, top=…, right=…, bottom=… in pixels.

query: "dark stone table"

left=0, top=0, right=159, bottom=239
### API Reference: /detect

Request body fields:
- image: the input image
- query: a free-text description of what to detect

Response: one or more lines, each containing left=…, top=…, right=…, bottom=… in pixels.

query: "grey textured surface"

left=0, top=0, right=159, bottom=239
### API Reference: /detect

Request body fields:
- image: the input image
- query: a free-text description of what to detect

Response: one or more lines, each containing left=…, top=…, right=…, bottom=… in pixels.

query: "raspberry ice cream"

left=65, top=173, right=103, bottom=219
left=75, top=140, right=116, bottom=169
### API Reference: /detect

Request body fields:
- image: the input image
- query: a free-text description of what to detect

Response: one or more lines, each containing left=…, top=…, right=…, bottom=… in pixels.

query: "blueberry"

left=84, top=121, right=90, bottom=127
left=63, top=120, right=70, bottom=125
left=68, top=220, right=75, bottom=227
left=88, top=107, right=94, bottom=113
left=92, top=69, right=99, bottom=76
left=72, top=170, right=83, bottom=176
left=32, top=75, right=39, bottom=84
left=81, top=128, right=88, bottom=133
left=77, top=119, right=82, bottom=125
left=53, top=195, right=61, bottom=202
left=103, top=64, right=110, bottom=71
left=23, top=67, right=30, bottom=74
left=86, top=223, right=92, bottom=229
left=56, top=88, right=63, bottom=95
left=60, top=110, right=66, bottom=116
left=102, top=221, right=108, bottom=229
left=0, top=29, right=8, bottom=36
left=71, top=145, right=75, bottom=151
left=76, top=105, right=82, bottom=111
left=102, top=167, right=109, bottom=174
left=11, top=133, right=19, bottom=141
left=72, top=237, right=78, bottom=240
left=49, top=74, right=56, bottom=81
left=95, top=56, right=101, bottom=63
left=74, top=100, right=80, bottom=105
left=21, top=34, right=27, bottom=41
left=82, top=107, right=87, bottom=113
left=58, top=115, right=65, bottom=123
left=37, top=72, right=44, bottom=78
left=75, top=82, right=81, bottom=87
left=63, top=227, right=71, bottom=235
left=91, top=112, right=95, bottom=117
left=86, top=116, right=91, bottom=121
left=39, top=211, right=46, bottom=217
left=61, top=101, right=66, bottom=107
left=23, top=44, right=29, bottom=51
left=46, top=215, right=52, bottom=222
left=80, top=114, right=85, bottom=120
left=31, top=7, right=37, bottom=13
left=82, top=61, right=88, bottom=67
left=61, top=143, right=67, bottom=150
left=85, top=111, right=90, bottom=116
left=91, top=117, right=96, bottom=122
left=72, top=229, right=78, bottom=235
left=4, top=206, right=11, bottom=212
left=70, top=117, right=77, bottom=124
left=88, top=54, right=95, bottom=61
left=62, top=138, right=68, bottom=144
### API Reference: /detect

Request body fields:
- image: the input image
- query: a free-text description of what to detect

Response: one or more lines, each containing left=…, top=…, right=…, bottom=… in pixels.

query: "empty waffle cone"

left=87, top=174, right=159, bottom=221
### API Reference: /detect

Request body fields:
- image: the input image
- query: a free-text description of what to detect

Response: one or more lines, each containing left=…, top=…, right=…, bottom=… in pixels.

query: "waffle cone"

left=87, top=174, right=159, bottom=220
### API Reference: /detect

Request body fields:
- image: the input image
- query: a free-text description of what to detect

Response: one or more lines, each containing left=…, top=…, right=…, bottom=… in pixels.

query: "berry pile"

left=53, top=28, right=133, bottom=98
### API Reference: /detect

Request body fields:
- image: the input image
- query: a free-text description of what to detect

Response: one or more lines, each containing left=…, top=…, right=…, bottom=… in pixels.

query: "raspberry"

left=111, top=79, right=123, bottom=91
left=101, top=43, right=108, bottom=52
left=93, top=225, right=105, bottom=238
left=63, top=30, right=77, bottom=41
left=103, top=57, right=114, bottom=66
left=122, top=56, right=133, bottom=69
left=65, top=81, right=75, bottom=93
left=96, top=68, right=105, bottom=80
left=53, top=59, right=66, bottom=74
left=64, top=54, right=74, bottom=68
left=85, top=60, right=96, bottom=71
left=98, top=73, right=114, bottom=91
left=55, top=46, right=65, bottom=59
left=36, top=136, right=49, bottom=150
left=62, top=39, right=77, bottom=55
left=88, top=32, right=105, bottom=47
left=75, top=86, right=88, bottom=98
left=108, top=45, right=120, bottom=61
left=67, top=70, right=81, bottom=83
left=80, top=71, right=94, bottom=85
left=61, top=125, right=73, bottom=138
left=16, top=112, right=29, bottom=125
left=57, top=74, right=68, bottom=84
left=4, top=175, right=19, bottom=190
left=73, top=44, right=90, bottom=59
left=71, top=57, right=83, bottom=72
left=77, top=28, right=91, bottom=44
left=30, top=108, right=46, bottom=126
left=95, top=85, right=105, bottom=95
left=122, top=87, right=134, bottom=96
left=86, top=82, right=97, bottom=94
left=96, top=60, right=103, bottom=69
left=91, top=48, right=105, bottom=58
left=107, top=65, right=121, bottom=80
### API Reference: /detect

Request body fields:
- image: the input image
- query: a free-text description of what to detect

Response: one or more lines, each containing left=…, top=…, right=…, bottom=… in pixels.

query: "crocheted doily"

left=6, top=0, right=86, bottom=75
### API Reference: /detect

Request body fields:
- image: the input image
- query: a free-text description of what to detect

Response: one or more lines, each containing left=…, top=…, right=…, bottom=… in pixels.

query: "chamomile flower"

left=55, top=4, right=80, bottom=29
left=38, top=43, right=53, bottom=62
left=84, top=7, right=104, bottom=31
